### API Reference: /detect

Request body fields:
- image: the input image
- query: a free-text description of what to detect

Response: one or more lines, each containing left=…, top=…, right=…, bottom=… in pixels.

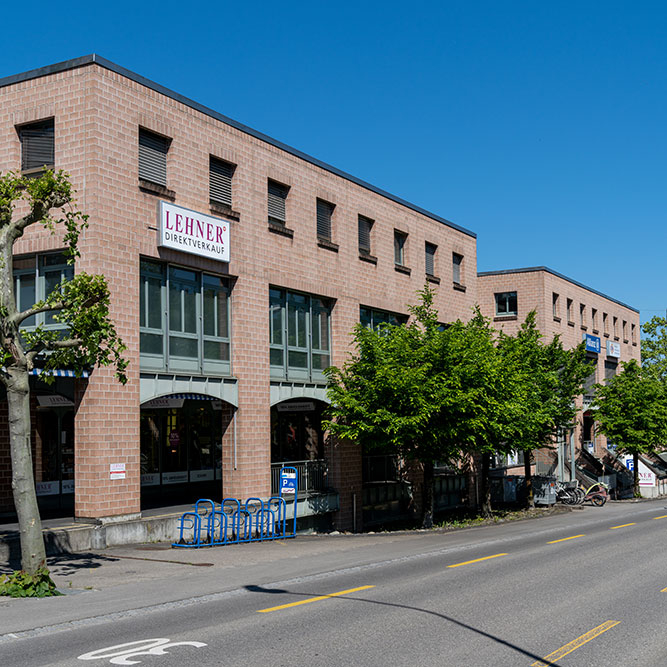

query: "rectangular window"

left=140, top=260, right=230, bottom=375
left=358, top=215, right=373, bottom=254
left=603, top=312, right=609, bottom=335
left=138, top=128, right=169, bottom=186
left=209, top=156, right=235, bottom=208
left=316, top=199, right=334, bottom=240
left=452, top=253, right=463, bottom=284
left=591, top=308, right=598, bottom=331
left=552, top=293, right=559, bottom=319
left=495, top=291, right=517, bottom=316
left=566, top=298, right=573, bottom=322
left=269, top=288, right=332, bottom=381
left=580, top=304, right=586, bottom=327
left=18, top=119, right=55, bottom=175
left=631, top=322, right=636, bottom=344
left=604, top=359, right=617, bottom=383
left=425, top=243, right=437, bottom=277
left=622, top=320, right=628, bottom=342
left=394, top=230, right=407, bottom=266
left=268, top=180, right=289, bottom=225
left=583, top=355, right=597, bottom=399
left=613, top=316, right=619, bottom=339
left=360, top=306, right=408, bottom=330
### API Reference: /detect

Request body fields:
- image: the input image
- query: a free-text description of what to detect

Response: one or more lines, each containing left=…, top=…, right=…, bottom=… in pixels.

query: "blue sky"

left=3, top=1, right=665, bottom=323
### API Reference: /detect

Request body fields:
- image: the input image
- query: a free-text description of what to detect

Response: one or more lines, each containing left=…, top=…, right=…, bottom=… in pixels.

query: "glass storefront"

left=270, top=399, right=325, bottom=463
left=140, top=396, right=226, bottom=507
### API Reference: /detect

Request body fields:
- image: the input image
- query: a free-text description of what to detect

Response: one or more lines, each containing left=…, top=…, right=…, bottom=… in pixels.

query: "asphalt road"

left=1, top=499, right=666, bottom=666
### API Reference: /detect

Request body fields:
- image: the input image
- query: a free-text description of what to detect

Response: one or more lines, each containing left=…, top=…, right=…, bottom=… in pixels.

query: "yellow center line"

left=610, top=523, right=636, bottom=529
left=547, top=534, right=585, bottom=544
left=257, top=585, right=375, bottom=613
left=531, top=620, right=620, bottom=667
left=661, top=587, right=667, bottom=593
left=447, top=553, right=508, bottom=568
left=653, top=515, right=667, bottom=520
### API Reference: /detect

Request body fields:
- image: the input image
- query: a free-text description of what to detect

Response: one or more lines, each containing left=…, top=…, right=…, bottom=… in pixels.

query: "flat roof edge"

left=477, top=266, right=639, bottom=313
left=0, top=55, right=477, bottom=240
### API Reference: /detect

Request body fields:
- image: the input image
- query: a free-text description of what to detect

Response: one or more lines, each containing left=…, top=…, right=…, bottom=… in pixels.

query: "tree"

left=324, top=286, right=453, bottom=528
left=594, top=360, right=667, bottom=496
left=0, top=170, right=127, bottom=579
left=642, top=315, right=667, bottom=384
left=497, top=312, right=591, bottom=507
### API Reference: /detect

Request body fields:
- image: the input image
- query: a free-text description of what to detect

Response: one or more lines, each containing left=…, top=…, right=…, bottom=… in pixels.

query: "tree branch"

left=12, top=301, right=65, bottom=326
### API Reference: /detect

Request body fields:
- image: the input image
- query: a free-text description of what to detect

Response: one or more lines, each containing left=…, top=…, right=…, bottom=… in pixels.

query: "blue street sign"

left=584, top=333, right=601, bottom=354
left=280, top=470, right=297, bottom=495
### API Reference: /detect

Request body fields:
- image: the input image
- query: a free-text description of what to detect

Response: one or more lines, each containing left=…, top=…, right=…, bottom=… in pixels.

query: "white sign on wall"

left=158, top=201, right=230, bottom=262
left=623, top=455, right=656, bottom=486
left=606, top=341, right=621, bottom=358
left=110, top=463, right=126, bottom=480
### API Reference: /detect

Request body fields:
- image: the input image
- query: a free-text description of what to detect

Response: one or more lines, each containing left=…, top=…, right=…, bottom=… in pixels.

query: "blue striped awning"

left=29, top=368, right=90, bottom=378
left=169, top=393, right=215, bottom=400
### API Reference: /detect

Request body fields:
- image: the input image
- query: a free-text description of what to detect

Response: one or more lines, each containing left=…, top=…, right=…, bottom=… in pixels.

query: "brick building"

left=0, top=55, right=477, bottom=529
left=477, top=266, right=641, bottom=474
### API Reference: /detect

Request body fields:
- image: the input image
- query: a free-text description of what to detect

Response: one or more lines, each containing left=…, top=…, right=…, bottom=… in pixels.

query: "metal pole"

left=570, top=429, right=576, bottom=482
left=557, top=431, right=565, bottom=482
left=352, top=493, right=357, bottom=533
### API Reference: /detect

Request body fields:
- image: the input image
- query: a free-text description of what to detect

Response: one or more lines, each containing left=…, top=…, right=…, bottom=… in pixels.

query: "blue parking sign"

left=280, top=470, right=297, bottom=495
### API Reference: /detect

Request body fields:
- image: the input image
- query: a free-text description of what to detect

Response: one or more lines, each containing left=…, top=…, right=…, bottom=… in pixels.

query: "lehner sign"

left=158, top=201, right=230, bottom=262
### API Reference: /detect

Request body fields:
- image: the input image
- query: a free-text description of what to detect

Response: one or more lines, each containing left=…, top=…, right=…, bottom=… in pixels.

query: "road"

left=1, top=499, right=666, bottom=666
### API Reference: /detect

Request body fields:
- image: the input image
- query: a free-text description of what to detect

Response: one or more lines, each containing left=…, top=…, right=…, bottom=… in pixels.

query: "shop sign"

left=162, top=471, right=188, bottom=485
left=61, top=479, right=75, bottom=494
left=190, top=469, right=214, bottom=482
left=276, top=401, right=315, bottom=413
left=158, top=201, right=229, bottom=262
left=141, top=473, right=160, bottom=487
left=142, top=397, right=184, bottom=410
left=623, top=455, right=656, bottom=486
left=36, top=481, right=60, bottom=496
left=36, top=394, right=74, bottom=407
left=584, top=333, right=601, bottom=354
left=110, top=463, right=126, bottom=480
left=169, top=431, right=181, bottom=448
left=606, top=341, right=621, bottom=358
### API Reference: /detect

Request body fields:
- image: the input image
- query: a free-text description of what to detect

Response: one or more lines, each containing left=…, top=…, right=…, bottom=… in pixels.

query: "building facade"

left=0, top=55, right=477, bottom=529
left=477, top=266, right=641, bottom=472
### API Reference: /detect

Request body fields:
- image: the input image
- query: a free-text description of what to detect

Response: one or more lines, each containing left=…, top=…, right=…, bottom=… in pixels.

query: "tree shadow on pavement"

left=0, top=552, right=120, bottom=575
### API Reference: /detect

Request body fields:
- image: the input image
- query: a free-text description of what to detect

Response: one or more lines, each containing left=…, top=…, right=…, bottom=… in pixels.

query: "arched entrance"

left=140, top=394, right=234, bottom=508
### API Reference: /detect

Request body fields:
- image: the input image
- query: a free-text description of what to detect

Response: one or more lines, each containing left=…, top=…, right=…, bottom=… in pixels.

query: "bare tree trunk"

left=633, top=452, right=640, bottom=498
left=480, top=453, right=492, bottom=518
left=6, top=368, right=46, bottom=574
left=421, top=460, right=434, bottom=529
left=524, top=451, right=534, bottom=509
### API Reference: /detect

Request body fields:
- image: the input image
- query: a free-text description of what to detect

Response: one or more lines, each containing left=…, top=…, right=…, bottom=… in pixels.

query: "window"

left=552, top=293, right=559, bottom=319
left=358, top=215, right=373, bottom=254
left=268, top=180, right=289, bottom=225
left=613, top=316, right=619, bottom=339
left=604, top=359, right=617, bottom=383
left=495, top=291, right=517, bottom=316
left=140, top=260, right=230, bottom=375
left=209, top=157, right=235, bottom=208
left=138, top=128, right=169, bottom=186
left=394, top=230, right=407, bottom=266
left=580, top=304, right=586, bottom=327
left=591, top=308, right=598, bottom=331
left=316, top=199, right=334, bottom=241
left=18, top=119, right=54, bottom=175
left=583, top=355, right=597, bottom=399
left=13, top=253, right=72, bottom=335
left=425, top=243, right=437, bottom=277
left=566, top=298, right=573, bottom=322
left=603, top=312, right=609, bottom=335
left=360, top=306, right=408, bottom=330
left=622, top=320, right=628, bottom=342
left=270, top=288, right=332, bottom=381
left=452, top=253, right=463, bottom=284
left=631, top=322, right=636, bottom=344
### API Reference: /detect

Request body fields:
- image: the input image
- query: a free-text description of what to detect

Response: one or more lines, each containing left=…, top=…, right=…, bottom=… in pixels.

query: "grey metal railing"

left=271, top=460, right=328, bottom=495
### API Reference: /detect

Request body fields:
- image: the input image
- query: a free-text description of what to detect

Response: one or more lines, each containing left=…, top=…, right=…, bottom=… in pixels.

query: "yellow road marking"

left=257, top=585, right=375, bottom=613
left=653, top=515, right=667, bottom=520
left=661, top=587, right=667, bottom=593
left=610, top=523, right=636, bottom=529
left=447, top=553, right=508, bottom=568
left=547, top=534, right=585, bottom=544
left=531, top=620, right=620, bottom=667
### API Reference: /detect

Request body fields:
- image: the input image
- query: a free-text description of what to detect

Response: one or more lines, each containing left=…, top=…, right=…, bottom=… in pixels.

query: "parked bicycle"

left=555, top=481, right=583, bottom=505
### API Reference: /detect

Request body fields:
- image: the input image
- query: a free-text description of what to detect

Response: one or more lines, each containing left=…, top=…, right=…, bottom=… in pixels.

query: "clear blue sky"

left=3, top=1, right=665, bottom=323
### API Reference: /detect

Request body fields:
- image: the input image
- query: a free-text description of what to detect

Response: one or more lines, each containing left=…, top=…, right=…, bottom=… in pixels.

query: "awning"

left=167, top=393, right=215, bottom=400
left=29, top=368, right=90, bottom=378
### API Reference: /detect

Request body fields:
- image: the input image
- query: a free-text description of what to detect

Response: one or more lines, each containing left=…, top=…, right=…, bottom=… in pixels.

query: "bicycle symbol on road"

left=77, top=638, right=207, bottom=665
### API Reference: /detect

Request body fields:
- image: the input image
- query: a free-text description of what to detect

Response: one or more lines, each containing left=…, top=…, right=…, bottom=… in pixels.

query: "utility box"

left=532, top=475, right=557, bottom=506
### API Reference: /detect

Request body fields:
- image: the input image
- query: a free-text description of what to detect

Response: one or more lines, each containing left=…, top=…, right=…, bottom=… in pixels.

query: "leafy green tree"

left=498, top=312, right=591, bottom=506
left=642, top=315, right=667, bottom=384
left=0, top=170, right=127, bottom=580
left=594, top=360, right=667, bottom=496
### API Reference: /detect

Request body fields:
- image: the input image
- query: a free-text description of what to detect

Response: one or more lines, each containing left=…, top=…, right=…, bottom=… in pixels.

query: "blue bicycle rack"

left=173, top=467, right=298, bottom=548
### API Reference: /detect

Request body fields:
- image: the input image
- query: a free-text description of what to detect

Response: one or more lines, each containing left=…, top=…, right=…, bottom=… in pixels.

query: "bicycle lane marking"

left=530, top=620, right=621, bottom=667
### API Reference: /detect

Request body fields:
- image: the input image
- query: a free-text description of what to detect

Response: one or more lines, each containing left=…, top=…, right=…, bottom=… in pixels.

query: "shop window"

left=209, top=156, right=235, bottom=208
left=268, top=179, right=289, bottom=226
left=360, top=306, right=408, bottom=330
left=394, top=230, right=407, bottom=266
left=139, top=259, right=230, bottom=375
left=552, top=293, right=560, bottom=319
left=139, top=128, right=170, bottom=187
left=269, top=287, right=332, bottom=381
left=452, top=252, right=463, bottom=284
left=358, top=215, right=373, bottom=254
left=13, top=252, right=73, bottom=337
left=18, top=118, right=54, bottom=176
left=316, top=199, right=334, bottom=241
left=425, top=242, right=437, bottom=277
left=495, top=291, right=517, bottom=316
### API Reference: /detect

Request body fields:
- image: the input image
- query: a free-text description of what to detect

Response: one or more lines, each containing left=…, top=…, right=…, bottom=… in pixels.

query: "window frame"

left=268, top=179, right=289, bottom=226
left=209, top=156, right=235, bottom=209
left=358, top=215, right=374, bottom=254
left=316, top=198, right=335, bottom=241
left=452, top=252, right=463, bottom=285
left=494, top=291, right=517, bottom=317
left=138, top=127, right=170, bottom=187
left=425, top=242, right=437, bottom=277
left=394, top=230, right=408, bottom=267
left=18, top=118, right=55, bottom=176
